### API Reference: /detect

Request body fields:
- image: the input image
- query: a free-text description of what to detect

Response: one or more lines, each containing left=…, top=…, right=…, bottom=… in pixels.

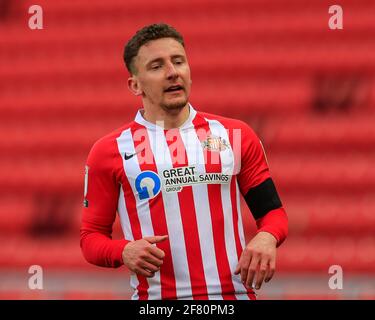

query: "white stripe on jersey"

left=117, top=186, right=133, bottom=241
left=118, top=187, right=139, bottom=300
left=206, top=118, right=250, bottom=299
left=203, top=118, right=235, bottom=176
left=236, top=181, right=246, bottom=249
left=179, top=127, right=223, bottom=300
left=116, top=128, right=162, bottom=300
left=146, top=126, right=193, bottom=299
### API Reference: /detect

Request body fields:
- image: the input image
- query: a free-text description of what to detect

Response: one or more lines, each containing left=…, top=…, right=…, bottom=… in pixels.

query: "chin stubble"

left=161, top=96, right=188, bottom=111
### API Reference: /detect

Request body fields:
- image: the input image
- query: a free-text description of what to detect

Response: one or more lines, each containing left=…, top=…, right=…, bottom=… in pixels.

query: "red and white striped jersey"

left=81, top=104, right=272, bottom=300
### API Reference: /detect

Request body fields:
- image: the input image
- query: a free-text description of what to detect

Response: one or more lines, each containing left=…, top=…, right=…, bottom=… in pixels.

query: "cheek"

left=182, top=68, right=192, bottom=85
left=140, top=79, right=162, bottom=96
left=184, top=72, right=192, bottom=89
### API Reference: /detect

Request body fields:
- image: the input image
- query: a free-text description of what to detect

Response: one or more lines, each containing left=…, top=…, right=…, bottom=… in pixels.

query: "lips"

left=164, top=85, right=184, bottom=93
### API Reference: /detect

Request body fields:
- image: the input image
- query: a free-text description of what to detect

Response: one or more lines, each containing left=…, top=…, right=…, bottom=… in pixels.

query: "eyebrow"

left=145, top=54, right=185, bottom=68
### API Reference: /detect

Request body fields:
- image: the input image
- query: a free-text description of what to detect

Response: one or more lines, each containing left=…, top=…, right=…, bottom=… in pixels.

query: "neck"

left=142, top=103, right=190, bottom=129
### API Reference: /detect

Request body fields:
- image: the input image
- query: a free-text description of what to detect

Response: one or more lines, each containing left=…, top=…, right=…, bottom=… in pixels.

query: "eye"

left=151, top=65, right=161, bottom=70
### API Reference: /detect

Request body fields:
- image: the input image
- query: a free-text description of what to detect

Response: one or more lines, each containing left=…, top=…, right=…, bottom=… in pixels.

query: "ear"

left=127, top=76, right=143, bottom=96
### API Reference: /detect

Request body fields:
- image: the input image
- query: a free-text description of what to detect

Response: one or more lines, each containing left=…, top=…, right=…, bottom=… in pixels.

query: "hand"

left=122, top=235, right=168, bottom=278
left=234, top=231, right=277, bottom=290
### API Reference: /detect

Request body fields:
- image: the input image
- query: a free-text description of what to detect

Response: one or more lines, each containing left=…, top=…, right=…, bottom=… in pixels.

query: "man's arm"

left=80, top=138, right=129, bottom=268
left=235, top=207, right=288, bottom=290
left=235, top=121, right=288, bottom=290
left=80, top=136, right=167, bottom=276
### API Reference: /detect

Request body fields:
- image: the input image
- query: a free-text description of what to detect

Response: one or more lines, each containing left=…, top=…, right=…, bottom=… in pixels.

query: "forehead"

left=136, top=38, right=186, bottom=65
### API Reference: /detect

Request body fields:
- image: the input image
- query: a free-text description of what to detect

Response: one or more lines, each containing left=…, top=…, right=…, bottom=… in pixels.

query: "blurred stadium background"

left=0, top=0, right=374, bottom=299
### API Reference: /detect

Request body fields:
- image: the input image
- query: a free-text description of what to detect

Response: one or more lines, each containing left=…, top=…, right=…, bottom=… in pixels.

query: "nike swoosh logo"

left=124, top=149, right=143, bottom=160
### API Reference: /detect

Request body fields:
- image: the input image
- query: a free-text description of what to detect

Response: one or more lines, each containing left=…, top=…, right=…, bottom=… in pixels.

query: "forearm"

left=80, top=230, right=129, bottom=268
left=256, top=207, right=288, bottom=247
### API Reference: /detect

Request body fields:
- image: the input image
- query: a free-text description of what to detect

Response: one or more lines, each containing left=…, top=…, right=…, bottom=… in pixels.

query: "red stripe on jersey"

left=165, top=129, right=208, bottom=299
left=131, top=123, right=177, bottom=299
left=247, top=292, right=257, bottom=300
left=120, top=165, right=149, bottom=300
left=192, top=116, right=237, bottom=299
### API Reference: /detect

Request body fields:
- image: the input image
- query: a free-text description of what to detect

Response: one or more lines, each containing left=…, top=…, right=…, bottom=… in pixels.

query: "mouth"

left=164, top=84, right=184, bottom=94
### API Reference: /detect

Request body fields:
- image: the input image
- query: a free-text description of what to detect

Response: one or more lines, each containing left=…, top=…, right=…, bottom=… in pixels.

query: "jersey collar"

left=134, top=103, right=197, bottom=131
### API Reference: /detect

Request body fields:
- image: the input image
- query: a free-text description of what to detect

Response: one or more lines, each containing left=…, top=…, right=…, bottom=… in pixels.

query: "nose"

left=165, top=62, right=178, bottom=80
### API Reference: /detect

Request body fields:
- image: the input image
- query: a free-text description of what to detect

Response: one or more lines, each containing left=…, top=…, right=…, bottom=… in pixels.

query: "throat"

left=142, top=104, right=190, bottom=129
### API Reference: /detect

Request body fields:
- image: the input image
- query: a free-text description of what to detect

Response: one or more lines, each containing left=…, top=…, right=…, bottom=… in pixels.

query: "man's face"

left=130, top=37, right=191, bottom=111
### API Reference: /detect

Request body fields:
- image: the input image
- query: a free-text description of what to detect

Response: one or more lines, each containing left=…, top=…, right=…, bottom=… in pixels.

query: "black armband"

left=244, top=178, right=282, bottom=220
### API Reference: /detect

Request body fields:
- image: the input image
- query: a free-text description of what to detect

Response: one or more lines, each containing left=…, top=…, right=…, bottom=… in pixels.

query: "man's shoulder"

left=88, top=120, right=135, bottom=160
left=197, top=111, right=253, bottom=131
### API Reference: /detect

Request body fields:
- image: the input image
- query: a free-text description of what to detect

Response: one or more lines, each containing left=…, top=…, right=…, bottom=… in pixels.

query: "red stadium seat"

left=270, top=153, right=375, bottom=195
left=283, top=194, right=375, bottom=235
left=262, top=115, right=375, bottom=153
left=277, top=236, right=375, bottom=273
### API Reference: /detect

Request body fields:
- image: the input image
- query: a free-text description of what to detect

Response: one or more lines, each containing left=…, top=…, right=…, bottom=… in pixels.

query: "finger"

left=254, top=260, right=268, bottom=290
left=135, top=267, right=154, bottom=278
left=263, top=267, right=270, bottom=284
left=245, top=254, right=260, bottom=289
left=265, top=268, right=275, bottom=283
left=148, top=245, right=166, bottom=260
left=234, top=263, right=240, bottom=275
left=234, top=254, right=245, bottom=275
left=144, top=254, right=164, bottom=268
left=265, top=256, right=276, bottom=283
left=240, top=251, right=252, bottom=284
left=141, top=260, right=160, bottom=273
left=144, top=235, right=169, bottom=244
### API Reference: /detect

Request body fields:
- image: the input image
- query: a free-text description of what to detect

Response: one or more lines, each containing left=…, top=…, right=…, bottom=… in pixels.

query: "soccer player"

left=80, top=23, right=288, bottom=300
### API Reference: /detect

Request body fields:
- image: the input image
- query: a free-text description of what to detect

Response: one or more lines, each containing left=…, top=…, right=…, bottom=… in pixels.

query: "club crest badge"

left=201, top=135, right=229, bottom=152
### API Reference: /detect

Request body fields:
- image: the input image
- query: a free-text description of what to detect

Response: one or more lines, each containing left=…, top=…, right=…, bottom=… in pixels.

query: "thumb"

left=143, top=235, right=169, bottom=244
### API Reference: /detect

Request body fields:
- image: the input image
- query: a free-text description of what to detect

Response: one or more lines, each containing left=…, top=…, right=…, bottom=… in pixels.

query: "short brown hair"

left=124, top=23, right=185, bottom=74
